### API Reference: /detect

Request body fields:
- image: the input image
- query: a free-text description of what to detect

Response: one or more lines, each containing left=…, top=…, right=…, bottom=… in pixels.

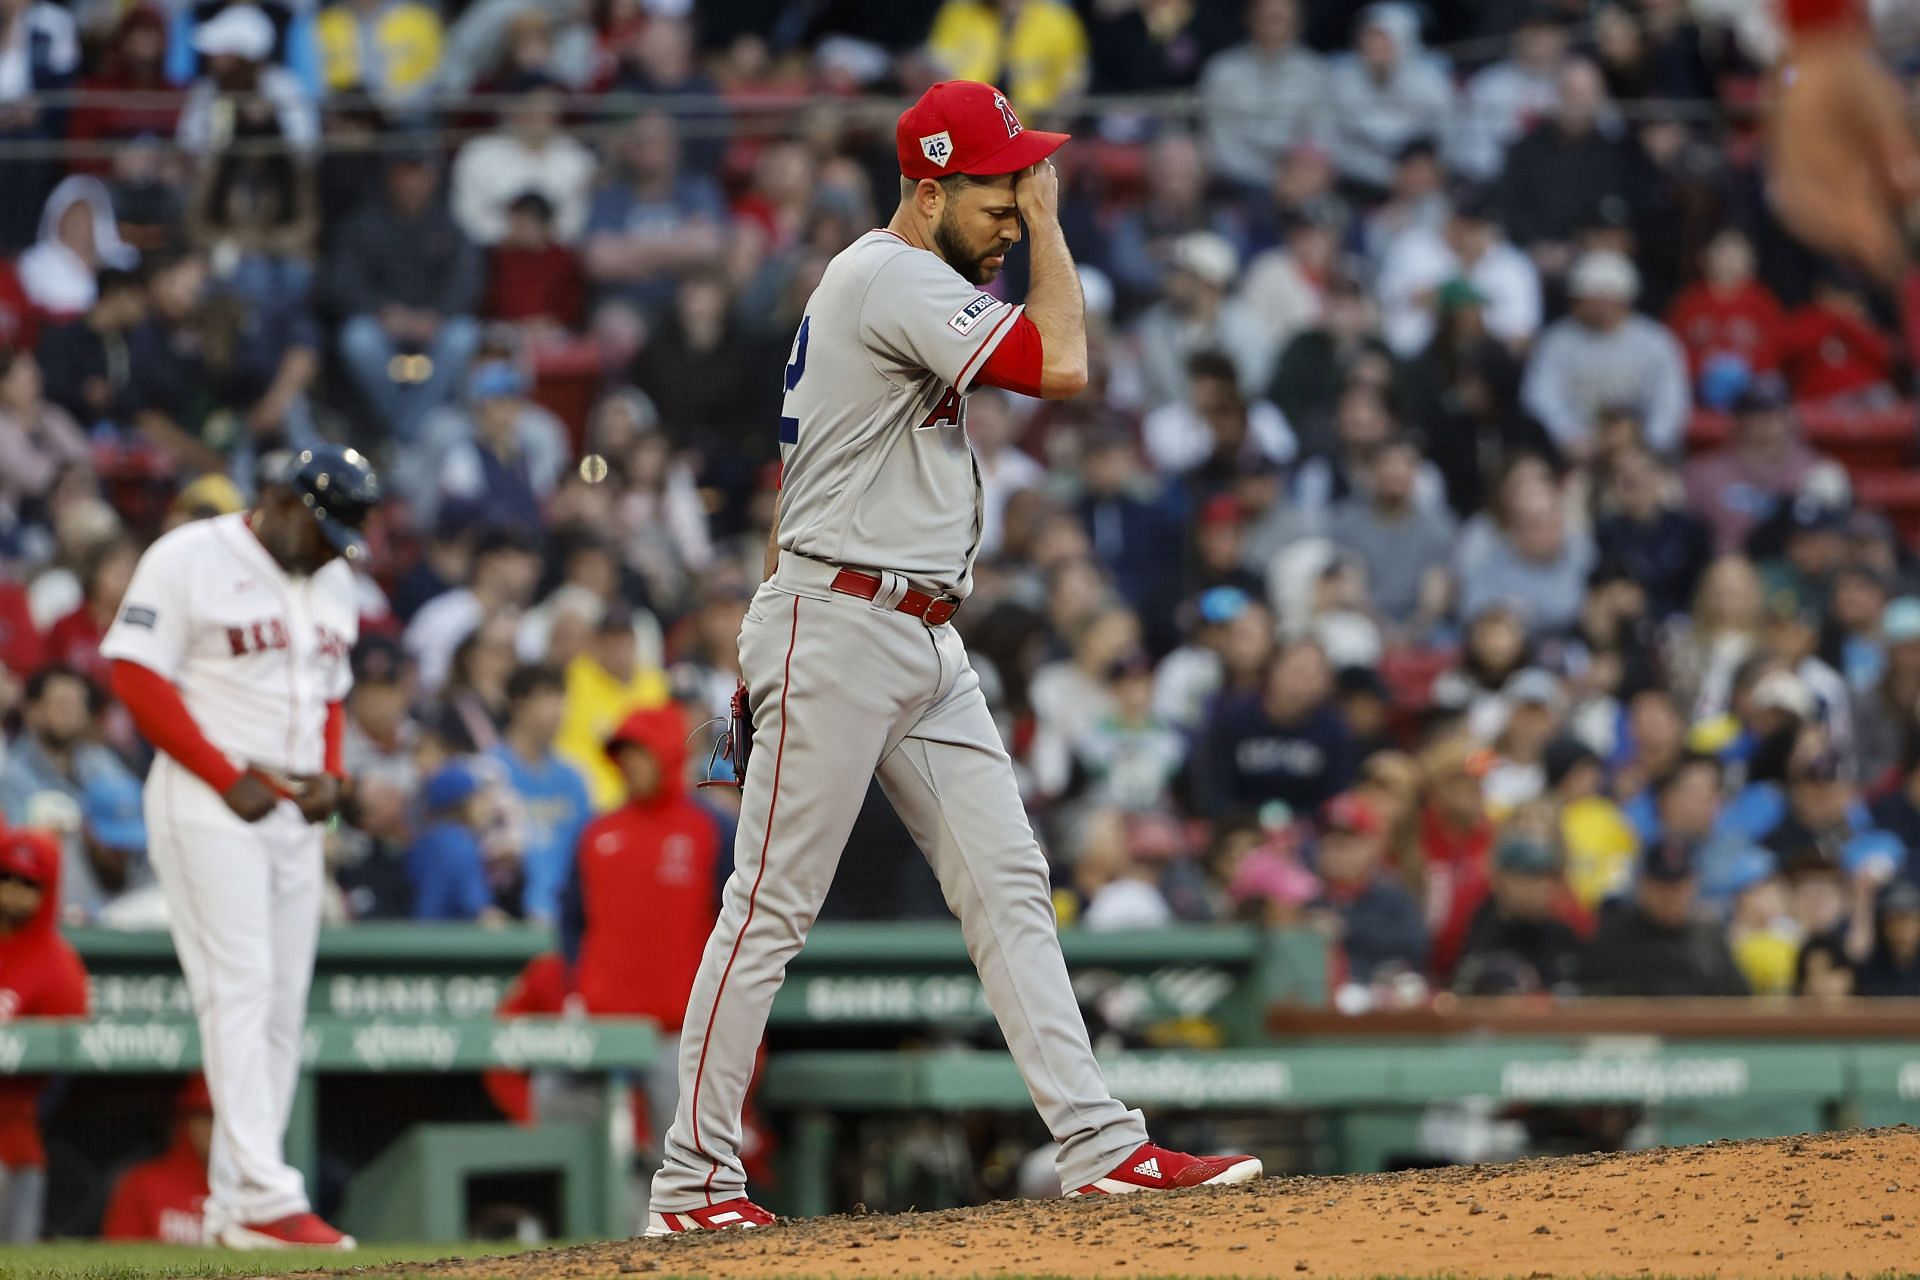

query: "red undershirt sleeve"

left=974, top=313, right=1046, bottom=399
left=110, top=658, right=244, bottom=794
left=1783, top=0, right=1865, bottom=34
left=325, top=701, right=346, bottom=779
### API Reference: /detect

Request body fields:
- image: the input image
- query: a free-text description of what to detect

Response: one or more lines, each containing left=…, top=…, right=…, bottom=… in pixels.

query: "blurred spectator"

left=0, top=665, right=143, bottom=896
left=1199, top=640, right=1357, bottom=817
left=1402, top=286, right=1535, bottom=520
left=1152, top=588, right=1266, bottom=733
left=1198, top=0, right=1325, bottom=194
left=1239, top=202, right=1341, bottom=358
left=1481, top=667, right=1564, bottom=812
left=0, top=0, right=79, bottom=251
left=316, top=0, right=443, bottom=107
left=582, top=113, right=728, bottom=315
left=1266, top=276, right=1395, bottom=461
left=1321, top=3, right=1453, bottom=194
left=18, top=176, right=140, bottom=320
left=630, top=269, right=777, bottom=453
left=1763, top=747, right=1876, bottom=871
left=1143, top=349, right=1296, bottom=484
left=100, top=1076, right=213, bottom=1242
left=565, top=706, right=726, bottom=1140
left=1520, top=250, right=1690, bottom=459
left=1327, top=431, right=1455, bottom=630
left=1358, top=139, right=1448, bottom=271
left=925, top=0, right=1088, bottom=113
left=0, top=352, right=87, bottom=519
left=1780, top=272, right=1896, bottom=405
left=490, top=663, right=591, bottom=923
left=451, top=77, right=596, bottom=247
left=407, top=759, right=507, bottom=922
left=335, top=637, right=417, bottom=919
left=1449, top=6, right=1569, bottom=183
left=39, top=270, right=147, bottom=429
left=1664, top=229, right=1786, bottom=386
left=1104, top=131, right=1223, bottom=303
left=1682, top=379, right=1829, bottom=556
left=1415, top=737, right=1495, bottom=941
left=1593, top=443, right=1712, bottom=621
left=425, top=613, right=517, bottom=754
left=1295, top=382, right=1445, bottom=521
left=555, top=605, right=670, bottom=810
left=1546, top=733, right=1638, bottom=904
left=1309, top=790, right=1426, bottom=983
left=1077, top=430, right=1185, bottom=635
left=0, top=828, right=88, bottom=1242
left=1450, top=834, right=1582, bottom=992
left=1723, top=850, right=1801, bottom=996
left=1494, top=59, right=1630, bottom=280
left=1454, top=477, right=1595, bottom=633
left=484, top=192, right=586, bottom=334
left=1579, top=839, right=1748, bottom=996
left=178, top=5, right=319, bottom=159
left=1377, top=185, right=1541, bottom=359
left=427, top=360, right=567, bottom=534
left=331, top=151, right=483, bottom=442
left=970, top=390, right=1046, bottom=560
left=1066, top=652, right=1187, bottom=815
left=1135, top=231, right=1274, bottom=408
left=1796, top=932, right=1856, bottom=1001
left=1855, top=879, right=1920, bottom=997
left=1087, top=0, right=1238, bottom=94
left=119, top=250, right=230, bottom=476
left=404, top=526, right=541, bottom=697
left=66, top=9, right=182, bottom=175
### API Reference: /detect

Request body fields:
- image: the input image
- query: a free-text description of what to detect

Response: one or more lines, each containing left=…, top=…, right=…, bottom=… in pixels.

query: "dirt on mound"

left=378, top=1126, right=1920, bottom=1279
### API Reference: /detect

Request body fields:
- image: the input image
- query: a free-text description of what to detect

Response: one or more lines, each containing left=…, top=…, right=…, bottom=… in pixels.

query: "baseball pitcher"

left=646, top=81, right=1261, bottom=1236
left=101, top=446, right=378, bottom=1250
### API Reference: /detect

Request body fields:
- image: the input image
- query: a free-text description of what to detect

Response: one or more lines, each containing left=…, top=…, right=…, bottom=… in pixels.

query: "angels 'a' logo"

left=994, top=92, right=1022, bottom=138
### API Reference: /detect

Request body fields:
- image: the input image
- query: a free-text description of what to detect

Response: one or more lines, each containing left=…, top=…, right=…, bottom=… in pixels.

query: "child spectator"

left=406, top=761, right=505, bottom=923
left=1665, top=229, right=1786, bottom=383
left=1781, top=273, right=1895, bottom=405
left=490, top=664, right=591, bottom=923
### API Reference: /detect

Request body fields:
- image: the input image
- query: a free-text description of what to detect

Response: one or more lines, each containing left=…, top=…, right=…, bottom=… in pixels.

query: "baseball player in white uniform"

left=646, top=81, right=1261, bottom=1236
left=101, top=446, right=378, bottom=1250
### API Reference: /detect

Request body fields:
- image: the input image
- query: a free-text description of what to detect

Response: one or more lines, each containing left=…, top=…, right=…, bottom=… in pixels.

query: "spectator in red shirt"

left=1665, top=229, right=1785, bottom=384
left=0, top=828, right=89, bottom=1242
left=559, top=705, right=729, bottom=1156
left=43, top=536, right=138, bottom=688
left=65, top=8, right=182, bottom=177
left=1782, top=272, right=1896, bottom=404
left=101, top=1076, right=213, bottom=1243
left=483, top=192, right=586, bottom=336
left=1417, top=736, right=1497, bottom=977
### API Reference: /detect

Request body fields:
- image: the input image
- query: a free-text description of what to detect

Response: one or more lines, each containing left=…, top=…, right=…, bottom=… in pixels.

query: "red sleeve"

left=325, top=701, right=346, bottom=779
left=109, top=659, right=243, bottom=794
left=1783, top=0, right=1865, bottom=33
left=34, top=944, right=89, bottom=1018
left=974, top=313, right=1045, bottom=398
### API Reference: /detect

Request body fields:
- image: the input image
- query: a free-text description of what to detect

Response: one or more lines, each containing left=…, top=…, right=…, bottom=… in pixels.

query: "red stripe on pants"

left=688, top=593, right=799, bottom=1202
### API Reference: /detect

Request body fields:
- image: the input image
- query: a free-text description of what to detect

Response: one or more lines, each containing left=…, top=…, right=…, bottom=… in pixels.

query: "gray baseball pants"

left=649, top=551, right=1147, bottom=1212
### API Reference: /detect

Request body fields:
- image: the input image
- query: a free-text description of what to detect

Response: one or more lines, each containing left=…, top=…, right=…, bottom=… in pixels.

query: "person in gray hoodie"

left=1321, top=3, right=1455, bottom=193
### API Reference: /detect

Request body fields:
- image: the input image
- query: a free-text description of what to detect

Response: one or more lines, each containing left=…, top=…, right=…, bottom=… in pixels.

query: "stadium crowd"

left=1, top=0, right=1919, bottom=1041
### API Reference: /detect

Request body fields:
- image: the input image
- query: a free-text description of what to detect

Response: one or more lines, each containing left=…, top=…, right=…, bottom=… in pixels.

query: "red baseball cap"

left=0, top=830, right=49, bottom=886
left=1323, top=792, right=1384, bottom=839
left=897, top=81, right=1070, bottom=181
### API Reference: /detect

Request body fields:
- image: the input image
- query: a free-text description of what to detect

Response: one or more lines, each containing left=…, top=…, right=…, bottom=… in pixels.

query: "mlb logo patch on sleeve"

left=948, top=294, right=1001, bottom=336
left=121, top=605, right=157, bottom=629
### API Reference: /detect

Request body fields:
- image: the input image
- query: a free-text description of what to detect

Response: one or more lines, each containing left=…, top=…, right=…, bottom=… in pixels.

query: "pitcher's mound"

left=427, top=1126, right=1920, bottom=1278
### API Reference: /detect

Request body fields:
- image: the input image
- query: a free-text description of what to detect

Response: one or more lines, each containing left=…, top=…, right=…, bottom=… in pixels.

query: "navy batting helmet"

left=287, top=445, right=381, bottom=560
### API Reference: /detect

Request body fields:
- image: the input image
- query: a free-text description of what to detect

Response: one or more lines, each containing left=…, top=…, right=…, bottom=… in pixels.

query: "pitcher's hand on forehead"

left=1015, top=160, right=1061, bottom=224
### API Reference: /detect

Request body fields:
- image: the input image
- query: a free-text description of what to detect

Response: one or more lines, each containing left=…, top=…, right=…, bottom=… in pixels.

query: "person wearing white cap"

left=1520, top=246, right=1690, bottom=458
left=1129, top=228, right=1271, bottom=410
left=177, top=5, right=319, bottom=157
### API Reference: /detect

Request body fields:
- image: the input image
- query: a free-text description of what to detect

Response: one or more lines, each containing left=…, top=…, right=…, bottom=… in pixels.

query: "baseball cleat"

left=645, top=1197, right=777, bottom=1236
left=1066, top=1142, right=1263, bottom=1197
left=217, top=1212, right=356, bottom=1249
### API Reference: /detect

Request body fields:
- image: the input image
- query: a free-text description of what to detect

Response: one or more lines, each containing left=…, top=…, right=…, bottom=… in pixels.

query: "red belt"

left=830, top=568, right=961, bottom=626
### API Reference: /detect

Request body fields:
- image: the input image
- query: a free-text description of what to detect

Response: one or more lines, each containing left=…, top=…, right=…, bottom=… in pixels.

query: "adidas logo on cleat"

left=1132, top=1157, right=1163, bottom=1179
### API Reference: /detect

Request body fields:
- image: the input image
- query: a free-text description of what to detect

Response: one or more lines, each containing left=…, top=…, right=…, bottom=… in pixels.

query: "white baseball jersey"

left=774, top=229, right=1026, bottom=598
left=100, top=512, right=358, bottom=778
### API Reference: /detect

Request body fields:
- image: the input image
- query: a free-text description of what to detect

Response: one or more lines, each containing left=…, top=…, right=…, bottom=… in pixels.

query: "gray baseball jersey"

left=774, top=229, right=1026, bottom=598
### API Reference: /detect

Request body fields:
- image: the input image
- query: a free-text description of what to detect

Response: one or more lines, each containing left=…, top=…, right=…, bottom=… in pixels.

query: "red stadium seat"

left=1854, top=470, right=1920, bottom=543
left=1798, top=402, right=1916, bottom=476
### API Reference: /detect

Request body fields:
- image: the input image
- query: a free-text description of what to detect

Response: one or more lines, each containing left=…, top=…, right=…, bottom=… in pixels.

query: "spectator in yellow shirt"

left=926, top=0, right=1088, bottom=114
left=317, top=0, right=445, bottom=107
left=555, top=606, right=670, bottom=809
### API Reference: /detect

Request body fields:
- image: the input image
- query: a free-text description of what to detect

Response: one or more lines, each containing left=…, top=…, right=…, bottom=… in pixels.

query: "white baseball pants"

left=650, top=553, right=1148, bottom=1214
left=145, top=755, right=320, bottom=1233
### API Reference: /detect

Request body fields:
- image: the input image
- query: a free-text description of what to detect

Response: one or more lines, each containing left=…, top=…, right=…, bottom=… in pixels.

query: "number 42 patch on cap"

left=948, top=294, right=1000, bottom=335
left=920, top=131, right=953, bottom=168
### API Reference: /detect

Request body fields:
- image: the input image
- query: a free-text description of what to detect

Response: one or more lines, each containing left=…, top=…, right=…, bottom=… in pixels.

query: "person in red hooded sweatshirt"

left=557, top=705, right=731, bottom=1162
left=101, top=1076, right=214, bottom=1243
left=0, top=827, right=89, bottom=1242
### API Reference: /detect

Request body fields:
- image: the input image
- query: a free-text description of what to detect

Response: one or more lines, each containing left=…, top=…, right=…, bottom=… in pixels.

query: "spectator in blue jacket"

left=490, top=663, right=591, bottom=923
left=1199, top=640, right=1357, bottom=817
left=407, top=761, right=503, bottom=923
